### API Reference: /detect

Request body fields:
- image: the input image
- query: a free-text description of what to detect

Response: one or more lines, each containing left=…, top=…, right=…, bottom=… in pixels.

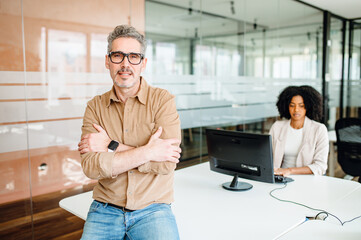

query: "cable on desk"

left=269, top=183, right=361, bottom=226
left=341, top=215, right=361, bottom=225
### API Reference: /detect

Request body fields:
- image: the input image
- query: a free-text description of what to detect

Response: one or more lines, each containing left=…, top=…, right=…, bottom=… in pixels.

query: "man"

left=77, top=25, right=182, bottom=240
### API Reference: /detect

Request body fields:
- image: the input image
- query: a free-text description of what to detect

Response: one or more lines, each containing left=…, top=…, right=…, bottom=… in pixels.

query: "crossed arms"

left=79, top=123, right=181, bottom=178
left=79, top=93, right=182, bottom=179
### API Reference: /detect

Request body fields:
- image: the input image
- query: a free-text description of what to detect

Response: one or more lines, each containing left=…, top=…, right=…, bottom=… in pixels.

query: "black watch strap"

left=108, top=140, right=119, bottom=152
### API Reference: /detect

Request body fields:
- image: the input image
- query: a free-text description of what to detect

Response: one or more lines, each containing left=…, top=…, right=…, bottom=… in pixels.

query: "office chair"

left=335, top=118, right=361, bottom=183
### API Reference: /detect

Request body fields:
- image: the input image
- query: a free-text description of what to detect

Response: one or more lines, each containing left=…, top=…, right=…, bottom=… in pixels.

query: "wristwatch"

left=107, top=140, right=119, bottom=152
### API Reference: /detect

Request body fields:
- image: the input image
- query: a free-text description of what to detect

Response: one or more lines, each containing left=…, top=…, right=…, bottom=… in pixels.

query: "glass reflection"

left=91, top=33, right=108, bottom=73
left=48, top=29, right=87, bottom=73
left=328, top=18, right=343, bottom=128
left=144, top=0, right=324, bottom=163
left=348, top=20, right=361, bottom=118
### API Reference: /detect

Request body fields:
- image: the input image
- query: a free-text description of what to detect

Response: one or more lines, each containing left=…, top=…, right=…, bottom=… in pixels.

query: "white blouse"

left=282, top=125, right=303, bottom=168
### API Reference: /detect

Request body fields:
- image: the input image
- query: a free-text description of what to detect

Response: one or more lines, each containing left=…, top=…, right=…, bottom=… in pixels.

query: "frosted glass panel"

left=145, top=74, right=321, bottom=129
left=349, top=80, right=361, bottom=107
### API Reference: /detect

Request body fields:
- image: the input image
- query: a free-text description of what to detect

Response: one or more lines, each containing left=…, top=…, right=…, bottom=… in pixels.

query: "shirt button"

left=129, top=192, right=132, bottom=195
left=129, top=171, right=133, bottom=174
left=125, top=129, right=128, bottom=132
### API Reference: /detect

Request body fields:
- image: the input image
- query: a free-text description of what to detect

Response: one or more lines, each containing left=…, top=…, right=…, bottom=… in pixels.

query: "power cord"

left=269, top=183, right=361, bottom=226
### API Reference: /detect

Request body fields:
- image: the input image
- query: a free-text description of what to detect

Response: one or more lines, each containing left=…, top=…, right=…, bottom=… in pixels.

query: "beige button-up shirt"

left=81, top=78, right=181, bottom=210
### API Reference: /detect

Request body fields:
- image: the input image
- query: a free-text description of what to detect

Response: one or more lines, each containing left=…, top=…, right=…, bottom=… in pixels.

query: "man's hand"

left=144, top=126, right=181, bottom=163
left=78, top=124, right=111, bottom=154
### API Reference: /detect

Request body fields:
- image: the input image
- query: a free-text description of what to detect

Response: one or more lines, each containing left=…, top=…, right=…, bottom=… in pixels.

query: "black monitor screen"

left=206, top=128, right=274, bottom=191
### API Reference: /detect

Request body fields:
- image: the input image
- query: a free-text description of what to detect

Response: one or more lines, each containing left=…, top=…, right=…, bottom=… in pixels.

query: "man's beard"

left=113, top=67, right=137, bottom=88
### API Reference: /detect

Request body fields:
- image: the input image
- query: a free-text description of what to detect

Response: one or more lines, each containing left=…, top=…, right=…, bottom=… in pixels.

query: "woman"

left=269, top=85, right=329, bottom=176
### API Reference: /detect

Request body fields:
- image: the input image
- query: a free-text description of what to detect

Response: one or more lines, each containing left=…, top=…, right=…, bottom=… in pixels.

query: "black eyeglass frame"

left=108, top=51, right=144, bottom=65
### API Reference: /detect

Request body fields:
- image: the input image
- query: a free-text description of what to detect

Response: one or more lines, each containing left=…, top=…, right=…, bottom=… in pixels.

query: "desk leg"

left=328, top=141, right=335, bottom=177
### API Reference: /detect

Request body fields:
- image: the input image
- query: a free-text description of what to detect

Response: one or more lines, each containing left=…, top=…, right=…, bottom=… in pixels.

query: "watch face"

left=108, top=140, right=119, bottom=151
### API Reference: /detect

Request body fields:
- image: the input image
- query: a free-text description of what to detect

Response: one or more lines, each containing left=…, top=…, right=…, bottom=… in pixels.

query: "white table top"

left=278, top=219, right=361, bottom=240
left=172, top=163, right=303, bottom=240
left=327, top=186, right=361, bottom=221
left=59, top=162, right=360, bottom=240
left=60, top=191, right=93, bottom=220
left=172, top=163, right=360, bottom=240
left=279, top=186, right=361, bottom=239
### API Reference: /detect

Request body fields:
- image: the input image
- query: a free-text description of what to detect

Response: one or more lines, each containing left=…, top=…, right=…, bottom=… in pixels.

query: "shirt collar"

left=136, top=77, right=148, bottom=105
left=106, top=77, right=148, bottom=107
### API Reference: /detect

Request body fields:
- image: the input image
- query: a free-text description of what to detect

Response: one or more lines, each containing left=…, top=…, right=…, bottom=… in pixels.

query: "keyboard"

left=274, top=175, right=294, bottom=183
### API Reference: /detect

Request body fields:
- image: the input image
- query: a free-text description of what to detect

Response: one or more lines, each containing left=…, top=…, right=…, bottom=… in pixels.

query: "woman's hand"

left=274, top=168, right=292, bottom=177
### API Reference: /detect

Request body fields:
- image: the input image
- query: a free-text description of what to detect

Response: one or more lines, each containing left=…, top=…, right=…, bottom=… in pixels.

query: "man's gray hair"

left=107, top=25, right=147, bottom=54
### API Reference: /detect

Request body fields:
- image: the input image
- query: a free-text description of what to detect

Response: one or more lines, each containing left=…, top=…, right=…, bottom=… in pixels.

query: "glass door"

left=327, top=16, right=344, bottom=129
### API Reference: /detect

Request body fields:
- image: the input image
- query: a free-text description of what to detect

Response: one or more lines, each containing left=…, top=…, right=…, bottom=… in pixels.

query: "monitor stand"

left=222, top=174, right=253, bottom=191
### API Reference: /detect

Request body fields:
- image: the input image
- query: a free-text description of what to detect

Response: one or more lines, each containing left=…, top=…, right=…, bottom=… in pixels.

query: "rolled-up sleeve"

left=80, top=99, right=115, bottom=179
left=138, top=91, right=181, bottom=175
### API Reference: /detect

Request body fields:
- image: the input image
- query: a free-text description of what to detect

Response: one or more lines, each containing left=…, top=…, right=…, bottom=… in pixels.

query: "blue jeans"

left=81, top=200, right=180, bottom=240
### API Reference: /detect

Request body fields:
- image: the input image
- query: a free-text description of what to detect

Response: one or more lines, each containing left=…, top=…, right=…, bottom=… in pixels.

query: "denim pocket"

left=88, top=200, right=102, bottom=213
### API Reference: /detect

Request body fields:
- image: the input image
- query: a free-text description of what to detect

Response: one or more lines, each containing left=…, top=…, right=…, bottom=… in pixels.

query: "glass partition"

left=145, top=0, right=323, bottom=165
left=0, top=1, right=33, bottom=239
left=328, top=17, right=344, bottom=128
left=348, top=20, right=361, bottom=117
left=0, top=0, right=144, bottom=238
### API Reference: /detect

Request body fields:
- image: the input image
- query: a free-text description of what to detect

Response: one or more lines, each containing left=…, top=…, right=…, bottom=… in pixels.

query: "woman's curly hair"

left=276, top=85, right=323, bottom=122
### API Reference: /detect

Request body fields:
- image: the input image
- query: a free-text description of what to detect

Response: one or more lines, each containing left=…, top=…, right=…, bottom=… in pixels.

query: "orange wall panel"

left=0, top=0, right=145, bottom=204
left=0, top=146, right=95, bottom=204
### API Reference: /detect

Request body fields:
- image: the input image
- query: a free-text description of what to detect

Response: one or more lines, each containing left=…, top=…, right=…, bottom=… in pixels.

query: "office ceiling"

left=146, top=0, right=360, bottom=56
left=302, top=0, right=361, bottom=19
left=146, top=0, right=324, bottom=38
left=147, top=0, right=361, bottom=32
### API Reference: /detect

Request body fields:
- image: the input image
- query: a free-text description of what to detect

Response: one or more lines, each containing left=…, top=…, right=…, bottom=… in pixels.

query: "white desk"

left=278, top=220, right=361, bottom=240
left=172, top=163, right=360, bottom=239
left=279, top=186, right=361, bottom=239
left=328, top=130, right=337, bottom=177
left=172, top=164, right=305, bottom=240
left=60, top=191, right=93, bottom=220
left=60, top=163, right=360, bottom=240
left=326, top=186, right=361, bottom=224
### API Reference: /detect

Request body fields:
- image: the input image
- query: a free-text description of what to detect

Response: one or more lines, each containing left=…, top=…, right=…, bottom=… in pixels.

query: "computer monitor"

left=206, top=128, right=274, bottom=191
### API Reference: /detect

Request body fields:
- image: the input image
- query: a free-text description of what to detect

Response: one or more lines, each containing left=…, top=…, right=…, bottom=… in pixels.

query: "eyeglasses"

left=108, top=51, right=144, bottom=65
